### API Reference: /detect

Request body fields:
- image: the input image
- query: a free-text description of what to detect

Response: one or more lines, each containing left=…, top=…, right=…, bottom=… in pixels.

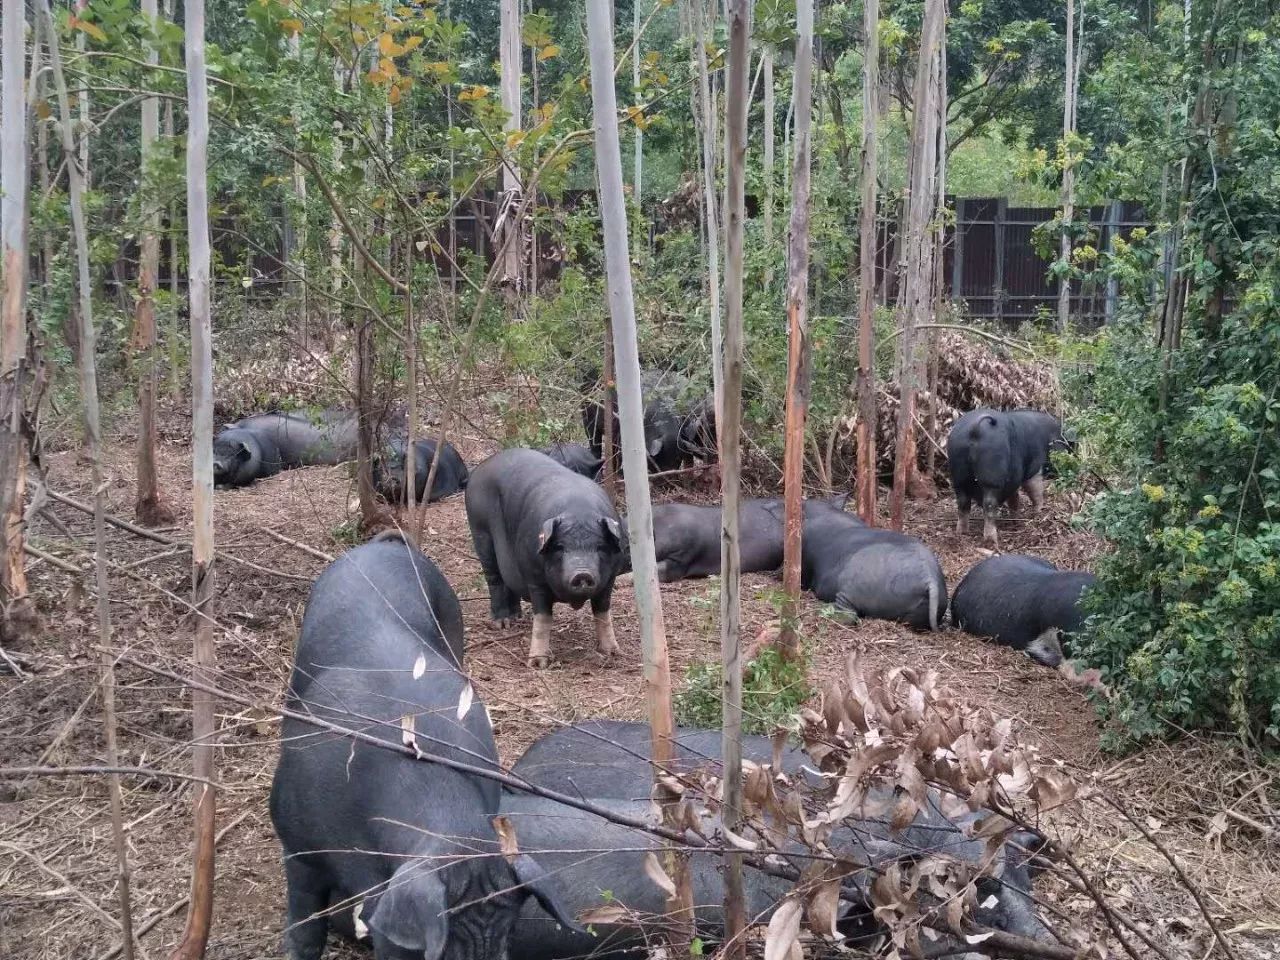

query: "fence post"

left=993, top=197, right=1007, bottom=324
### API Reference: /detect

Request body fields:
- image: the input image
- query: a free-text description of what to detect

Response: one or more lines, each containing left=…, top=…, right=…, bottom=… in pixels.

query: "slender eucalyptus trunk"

left=499, top=0, right=523, bottom=311
left=762, top=47, right=775, bottom=289
left=633, top=0, right=644, bottom=198
left=890, top=0, right=944, bottom=529
left=584, top=2, right=692, bottom=950
left=779, top=0, right=813, bottom=654
left=1058, top=0, right=1077, bottom=334
left=854, top=0, right=880, bottom=523
left=288, top=29, right=309, bottom=345
left=0, top=0, right=34, bottom=643
left=134, top=0, right=173, bottom=527
left=36, top=4, right=135, bottom=952
left=720, top=0, right=751, bottom=952
left=693, top=0, right=725, bottom=437
left=170, top=0, right=219, bottom=951
left=164, top=0, right=180, bottom=399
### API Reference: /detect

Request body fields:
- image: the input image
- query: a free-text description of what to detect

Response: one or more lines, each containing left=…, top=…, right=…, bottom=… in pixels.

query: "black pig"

left=649, top=498, right=784, bottom=582
left=947, top=408, right=1069, bottom=546
left=950, top=553, right=1096, bottom=666
left=270, top=536, right=578, bottom=959
left=372, top=437, right=468, bottom=505
left=539, top=442, right=604, bottom=480
left=465, top=448, right=629, bottom=668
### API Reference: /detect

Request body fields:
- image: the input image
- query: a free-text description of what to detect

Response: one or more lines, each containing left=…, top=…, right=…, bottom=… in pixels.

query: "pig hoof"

left=527, top=654, right=551, bottom=670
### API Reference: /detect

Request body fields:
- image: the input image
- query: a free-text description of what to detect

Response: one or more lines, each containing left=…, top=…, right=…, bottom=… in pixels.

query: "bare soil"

left=1, top=420, right=1277, bottom=960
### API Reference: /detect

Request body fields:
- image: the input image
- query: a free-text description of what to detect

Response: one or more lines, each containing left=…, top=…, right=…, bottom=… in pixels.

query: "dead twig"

left=264, top=528, right=334, bottom=563
left=0, top=765, right=222, bottom=787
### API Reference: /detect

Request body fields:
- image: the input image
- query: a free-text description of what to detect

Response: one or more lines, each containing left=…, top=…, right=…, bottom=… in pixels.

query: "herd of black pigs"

left=211, top=369, right=1091, bottom=959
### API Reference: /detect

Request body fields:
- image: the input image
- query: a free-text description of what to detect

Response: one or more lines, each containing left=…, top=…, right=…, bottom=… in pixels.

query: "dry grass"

left=0, top=409, right=1277, bottom=960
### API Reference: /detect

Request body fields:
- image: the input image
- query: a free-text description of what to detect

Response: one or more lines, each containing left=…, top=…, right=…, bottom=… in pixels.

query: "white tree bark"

left=1058, top=0, right=1077, bottom=334
left=35, top=1, right=136, bottom=950
left=173, top=0, right=219, bottom=950
left=499, top=0, right=523, bottom=304
left=633, top=0, right=643, bottom=198
left=855, top=0, right=879, bottom=523
left=762, top=47, right=775, bottom=271
left=584, top=0, right=691, bottom=946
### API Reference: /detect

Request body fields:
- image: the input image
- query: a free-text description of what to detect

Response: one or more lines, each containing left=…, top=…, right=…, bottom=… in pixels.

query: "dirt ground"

left=1, top=417, right=1278, bottom=960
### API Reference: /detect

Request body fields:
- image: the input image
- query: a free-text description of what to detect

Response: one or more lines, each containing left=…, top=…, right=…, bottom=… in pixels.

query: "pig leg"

left=1004, top=489, right=1021, bottom=514
left=954, top=492, right=972, bottom=535
left=591, top=594, right=620, bottom=658
left=527, top=592, right=555, bottom=669
left=1022, top=473, right=1046, bottom=514
left=472, top=524, right=522, bottom=626
left=282, top=859, right=330, bottom=960
left=980, top=488, right=1001, bottom=548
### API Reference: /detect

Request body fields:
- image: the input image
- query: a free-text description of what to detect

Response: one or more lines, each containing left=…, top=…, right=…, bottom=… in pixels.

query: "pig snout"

left=569, top=570, right=597, bottom=592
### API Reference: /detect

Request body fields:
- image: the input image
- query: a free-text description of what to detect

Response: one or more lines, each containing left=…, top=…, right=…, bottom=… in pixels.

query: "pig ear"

left=646, top=437, right=663, bottom=458
left=368, top=867, right=448, bottom=960
left=234, top=442, right=252, bottom=464
left=600, top=517, right=623, bottom=549
left=828, top=492, right=850, bottom=512
left=512, top=853, right=587, bottom=934
left=538, top=516, right=561, bottom=554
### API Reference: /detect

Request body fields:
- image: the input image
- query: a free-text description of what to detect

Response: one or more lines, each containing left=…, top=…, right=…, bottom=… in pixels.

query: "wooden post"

left=720, top=0, right=752, bottom=953
left=584, top=1, right=692, bottom=948
left=35, top=3, right=136, bottom=951
left=854, top=0, right=879, bottom=524
left=600, top=327, right=618, bottom=502
left=170, top=0, right=219, bottom=951
left=779, top=0, right=813, bottom=654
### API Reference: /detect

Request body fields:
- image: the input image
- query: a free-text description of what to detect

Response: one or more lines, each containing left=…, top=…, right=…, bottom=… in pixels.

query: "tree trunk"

left=600, top=325, right=618, bottom=502
left=134, top=0, right=173, bottom=528
left=36, top=3, right=136, bottom=951
left=889, top=0, right=944, bottom=530
left=1057, top=0, right=1077, bottom=334
left=720, top=0, right=751, bottom=952
left=693, top=0, right=725, bottom=438
left=584, top=1, right=693, bottom=950
left=762, top=47, right=775, bottom=290
left=0, top=0, right=35, bottom=645
left=288, top=29, right=309, bottom=346
left=854, top=0, right=879, bottom=523
left=499, top=0, right=523, bottom=312
left=779, top=0, right=813, bottom=655
left=170, top=0, right=219, bottom=951
left=328, top=58, right=345, bottom=325
left=164, top=0, right=180, bottom=399
left=633, top=0, right=643, bottom=199
left=355, top=315, right=383, bottom=529
left=405, top=242, right=421, bottom=544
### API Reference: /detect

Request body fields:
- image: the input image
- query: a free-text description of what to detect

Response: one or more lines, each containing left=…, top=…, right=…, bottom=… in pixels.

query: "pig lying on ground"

left=947, top=408, right=1070, bottom=546
left=950, top=553, right=1097, bottom=667
left=213, top=408, right=359, bottom=487
left=582, top=368, right=717, bottom=474
left=800, top=498, right=947, bottom=630
left=465, top=448, right=629, bottom=668
left=270, top=535, right=578, bottom=959
left=372, top=436, right=468, bottom=505
left=649, top=498, right=784, bottom=582
left=506, top=720, right=1051, bottom=958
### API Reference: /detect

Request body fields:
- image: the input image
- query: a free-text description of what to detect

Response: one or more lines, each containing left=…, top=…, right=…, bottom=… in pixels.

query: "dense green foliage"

left=1068, top=1, right=1280, bottom=743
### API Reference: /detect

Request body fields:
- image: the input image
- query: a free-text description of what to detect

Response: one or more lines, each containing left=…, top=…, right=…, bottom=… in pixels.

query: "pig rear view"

left=465, top=448, right=629, bottom=668
left=270, top=536, right=578, bottom=959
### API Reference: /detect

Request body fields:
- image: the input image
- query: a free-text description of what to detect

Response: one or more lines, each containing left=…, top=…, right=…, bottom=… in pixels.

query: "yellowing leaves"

left=424, top=61, right=453, bottom=79
left=505, top=130, right=527, bottom=150
left=402, top=36, right=423, bottom=52
left=279, top=18, right=303, bottom=36
left=68, top=16, right=107, bottom=43
left=388, top=77, right=413, bottom=106
left=624, top=105, right=653, bottom=130
left=536, top=44, right=559, bottom=62
left=459, top=85, right=491, bottom=103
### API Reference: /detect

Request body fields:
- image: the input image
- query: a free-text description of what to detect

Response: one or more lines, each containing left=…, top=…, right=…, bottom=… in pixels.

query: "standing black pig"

left=950, top=554, right=1096, bottom=666
left=800, top=498, right=947, bottom=630
left=372, top=436, right=468, bottom=505
left=270, top=535, right=578, bottom=960
left=539, top=442, right=604, bottom=479
left=649, top=498, right=784, bottom=582
left=465, top=448, right=629, bottom=668
left=947, top=408, right=1070, bottom=546
left=213, top=408, right=360, bottom=487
